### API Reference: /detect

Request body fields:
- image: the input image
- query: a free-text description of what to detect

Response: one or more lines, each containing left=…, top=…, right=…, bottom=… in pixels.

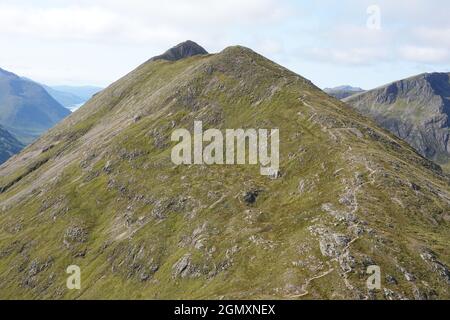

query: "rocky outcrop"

left=149, top=40, right=208, bottom=62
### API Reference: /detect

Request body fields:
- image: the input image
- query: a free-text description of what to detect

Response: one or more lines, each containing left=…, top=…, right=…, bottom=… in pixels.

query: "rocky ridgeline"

left=344, top=73, right=450, bottom=168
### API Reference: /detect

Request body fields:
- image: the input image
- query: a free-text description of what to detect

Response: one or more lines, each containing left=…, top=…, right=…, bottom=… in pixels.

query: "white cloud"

left=0, top=0, right=290, bottom=85
left=297, top=1, right=450, bottom=68
left=331, top=26, right=390, bottom=46
left=0, top=1, right=286, bottom=44
left=414, top=27, right=450, bottom=47
left=0, top=5, right=119, bottom=41
left=307, top=47, right=390, bottom=66
left=398, top=46, right=449, bottom=63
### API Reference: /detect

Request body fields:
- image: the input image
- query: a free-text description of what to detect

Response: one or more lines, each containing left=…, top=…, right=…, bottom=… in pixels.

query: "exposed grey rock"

left=398, top=267, right=416, bottom=282
left=361, top=256, right=375, bottom=268
left=63, top=226, right=88, bottom=247
left=383, top=288, right=405, bottom=300
left=420, top=249, right=450, bottom=283
left=243, top=190, right=260, bottom=205
left=322, top=203, right=358, bottom=224
left=172, top=254, right=200, bottom=278
left=344, top=72, right=450, bottom=166
left=412, top=285, right=427, bottom=300
left=149, top=40, right=208, bottom=62
left=180, top=223, right=209, bottom=250
left=108, top=244, right=159, bottom=282
left=311, top=227, right=350, bottom=260
left=386, top=275, right=398, bottom=285
left=103, top=160, right=113, bottom=174
left=409, top=182, right=421, bottom=191
left=338, top=251, right=356, bottom=272
left=22, top=257, right=53, bottom=288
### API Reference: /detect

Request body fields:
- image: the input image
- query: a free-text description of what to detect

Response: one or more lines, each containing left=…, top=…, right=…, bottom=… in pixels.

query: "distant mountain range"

left=41, top=84, right=102, bottom=112
left=50, top=85, right=103, bottom=101
left=0, top=68, right=70, bottom=144
left=324, top=86, right=364, bottom=99
left=344, top=73, right=450, bottom=170
left=0, top=41, right=448, bottom=299
left=21, top=77, right=103, bottom=111
left=0, top=68, right=102, bottom=164
left=41, top=85, right=83, bottom=111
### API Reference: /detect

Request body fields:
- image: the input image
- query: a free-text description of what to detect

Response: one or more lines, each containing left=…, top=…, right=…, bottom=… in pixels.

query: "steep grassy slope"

left=0, top=68, right=71, bottom=144
left=0, top=125, right=23, bottom=164
left=0, top=45, right=449, bottom=300
left=344, top=73, right=450, bottom=170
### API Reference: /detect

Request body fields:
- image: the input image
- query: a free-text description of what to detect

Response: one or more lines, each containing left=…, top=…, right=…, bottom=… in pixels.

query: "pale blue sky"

left=0, top=0, right=449, bottom=89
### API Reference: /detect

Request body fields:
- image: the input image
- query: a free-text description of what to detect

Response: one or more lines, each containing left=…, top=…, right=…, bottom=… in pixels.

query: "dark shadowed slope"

left=0, top=125, right=23, bottom=164
left=344, top=73, right=450, bottom=169
left=0, top=68, right=71, bottom=144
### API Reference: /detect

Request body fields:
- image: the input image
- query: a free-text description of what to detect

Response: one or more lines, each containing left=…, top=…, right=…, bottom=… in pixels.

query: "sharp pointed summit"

left=149, top=40, right=208, bottom=62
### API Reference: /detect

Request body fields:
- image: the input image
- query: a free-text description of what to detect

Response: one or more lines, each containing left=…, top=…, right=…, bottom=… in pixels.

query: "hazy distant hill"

left=0, top=68, right=70, bottom=144
left=324, top=85, right=364, bottom=99
left=43, top=85, right=103, bottom=111
left=344, top=73, right=450, bottom=169
left=0, top=42, right=448, bottom=300
left=42, top=85, right=84, bottom=110
left=0, top=125, right=23, bottom=164
left=50, top=85, right=103, bottom=101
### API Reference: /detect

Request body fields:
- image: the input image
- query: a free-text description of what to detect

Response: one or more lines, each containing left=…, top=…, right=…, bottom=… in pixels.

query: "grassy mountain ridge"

left=0, top=44, right=449, bottom=299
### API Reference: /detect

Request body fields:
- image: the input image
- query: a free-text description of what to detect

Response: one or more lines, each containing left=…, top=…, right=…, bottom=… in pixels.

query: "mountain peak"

left=149, top=40, right=208, bottom=62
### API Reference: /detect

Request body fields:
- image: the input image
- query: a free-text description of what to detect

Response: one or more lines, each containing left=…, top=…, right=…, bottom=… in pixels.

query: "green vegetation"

left=0, top=46, right=449, bottom=300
